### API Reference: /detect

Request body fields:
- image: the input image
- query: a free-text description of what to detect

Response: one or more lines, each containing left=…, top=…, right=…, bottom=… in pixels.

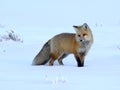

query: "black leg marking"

left=74, top=56, right=84, bottom=67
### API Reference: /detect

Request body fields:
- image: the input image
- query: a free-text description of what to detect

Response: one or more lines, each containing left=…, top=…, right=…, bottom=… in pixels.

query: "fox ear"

left=73, top=25, right=78, bottom=28
left=73, top=25, right=79, bottom=32
left=82, top=23, right=88, bottom=29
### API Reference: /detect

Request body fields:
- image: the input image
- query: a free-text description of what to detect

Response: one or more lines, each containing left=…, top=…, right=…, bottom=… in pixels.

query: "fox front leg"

left=74, top=53, right=85, bottom=67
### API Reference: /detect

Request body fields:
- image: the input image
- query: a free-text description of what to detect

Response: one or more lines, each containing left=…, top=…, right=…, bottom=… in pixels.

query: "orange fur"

left=32, top=23, right=93, bottom=67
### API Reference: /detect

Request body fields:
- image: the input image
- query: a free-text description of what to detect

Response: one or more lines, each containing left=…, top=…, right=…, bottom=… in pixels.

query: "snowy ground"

left=0, top=26, right=120, bottom=90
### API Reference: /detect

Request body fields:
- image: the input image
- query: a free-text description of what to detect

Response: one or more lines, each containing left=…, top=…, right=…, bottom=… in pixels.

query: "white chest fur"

left=77, top=42, right=91, bottom=54
left=78, top=47, right=86, bottom=53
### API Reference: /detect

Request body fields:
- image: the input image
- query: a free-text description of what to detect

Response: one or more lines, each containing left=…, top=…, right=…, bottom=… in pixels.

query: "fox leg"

left=74, top=53, right=85, bottom=67
left=58, top=53, right=68, bottom=65
left=49, top=58, right=56, bottom=66
left=49, top=53, right=58, bottom=66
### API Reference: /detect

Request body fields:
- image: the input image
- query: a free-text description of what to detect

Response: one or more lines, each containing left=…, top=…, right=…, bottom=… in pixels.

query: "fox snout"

left=80, top=40, right=90, bottom=47
left=77, top=35, right=90, bottom=46
left=77, top=34, right=87, bottom=42
left=79, top=38, right=84, bottom=42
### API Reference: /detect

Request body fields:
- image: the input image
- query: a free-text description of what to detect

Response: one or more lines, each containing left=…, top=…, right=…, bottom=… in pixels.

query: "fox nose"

left=80, top=39, right=85, bottom=42
left=80, top=39, right=83, bottom=42
left=80, top=38, right=85, bottom=42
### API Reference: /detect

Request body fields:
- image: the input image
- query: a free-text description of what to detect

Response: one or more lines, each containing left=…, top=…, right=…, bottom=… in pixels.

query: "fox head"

left=73, top=23, right=93, bottom=44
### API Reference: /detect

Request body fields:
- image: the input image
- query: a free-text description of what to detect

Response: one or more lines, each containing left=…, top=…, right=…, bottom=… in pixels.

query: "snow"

left=0, top=26, right=120, bottom=90
left=0, top=0, right=120, bottom=90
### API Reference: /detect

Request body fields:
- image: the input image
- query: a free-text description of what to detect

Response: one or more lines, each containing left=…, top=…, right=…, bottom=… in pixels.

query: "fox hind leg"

left=49, top=58, right=56, bottom=66
left=49, top=53, right=58, bottom=66
left=58, top=53, right=68, bottom=65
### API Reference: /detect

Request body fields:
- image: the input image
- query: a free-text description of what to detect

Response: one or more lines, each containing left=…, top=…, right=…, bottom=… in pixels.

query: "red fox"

left=32, top=23, right=93, bottom=67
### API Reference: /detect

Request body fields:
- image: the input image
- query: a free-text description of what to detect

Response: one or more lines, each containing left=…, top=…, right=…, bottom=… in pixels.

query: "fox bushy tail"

left=32, top=40, right=51, bottom=65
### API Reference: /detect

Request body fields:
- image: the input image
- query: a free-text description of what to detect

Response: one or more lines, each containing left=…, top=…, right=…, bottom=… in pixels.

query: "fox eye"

left=78, top=35, right=81, bottom=37
left=83, top=34, right=87, bottom=36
